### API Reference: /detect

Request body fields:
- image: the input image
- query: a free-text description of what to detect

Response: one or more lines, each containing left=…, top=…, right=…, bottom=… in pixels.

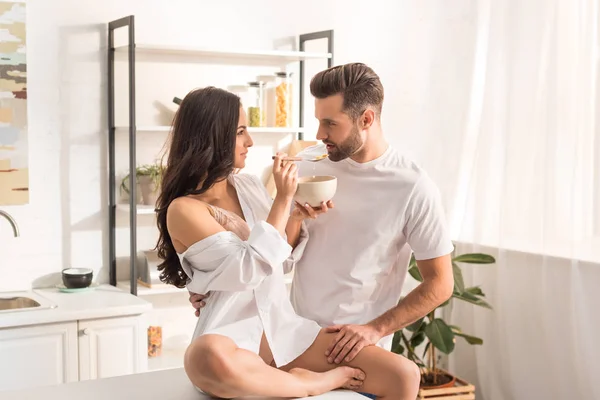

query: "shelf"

left=108, top=20, right=333, bottom=298
left=116, top=126, right=307, bottom=134
left=117, top=280, right=187, bottom=296
left=114, top=44, right=332, bottom=65
left=116, top=204, right=155, bottom=215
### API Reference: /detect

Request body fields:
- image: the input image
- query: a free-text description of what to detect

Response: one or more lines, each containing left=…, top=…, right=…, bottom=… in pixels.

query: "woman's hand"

left=267, top=153, right=298, bottom=236
left=272, top=152, right=298, bottom=199
left=290, top=200, right=334, bottom=221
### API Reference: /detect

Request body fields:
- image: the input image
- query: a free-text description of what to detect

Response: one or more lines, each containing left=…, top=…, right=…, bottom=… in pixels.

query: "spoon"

left=271, top=154, right=328, bottom=162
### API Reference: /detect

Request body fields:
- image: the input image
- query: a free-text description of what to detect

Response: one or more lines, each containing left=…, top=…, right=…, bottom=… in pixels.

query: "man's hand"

left=324, top=324, right=382, bottom=364
left=189, top=291, right=209, bottom=317
left=290, top=200, right=334, bottom=221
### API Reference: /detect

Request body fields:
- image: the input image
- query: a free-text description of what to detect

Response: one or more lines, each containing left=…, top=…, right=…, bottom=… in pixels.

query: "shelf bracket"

left=108, top=15, right=137, bottom=296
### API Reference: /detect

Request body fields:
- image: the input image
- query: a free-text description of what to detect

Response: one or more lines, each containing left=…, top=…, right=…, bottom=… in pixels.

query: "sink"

left=0, top=296, right=41, bottom=311
left=0, top=291, right=57, bottom=313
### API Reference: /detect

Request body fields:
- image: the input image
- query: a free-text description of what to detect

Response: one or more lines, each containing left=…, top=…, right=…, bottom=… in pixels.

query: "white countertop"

left=2, top=368, right=365, bottom=400
left=0, top=284, right=152, bottom=329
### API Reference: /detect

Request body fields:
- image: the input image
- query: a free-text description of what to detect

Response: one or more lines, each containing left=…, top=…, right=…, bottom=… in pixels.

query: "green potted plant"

left=120, top=164, right=164, bottom=206
left=392, top=250, right=495, bottom=391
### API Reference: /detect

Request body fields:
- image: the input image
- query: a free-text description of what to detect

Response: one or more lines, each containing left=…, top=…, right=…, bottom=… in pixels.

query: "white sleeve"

left=247, top=174, right=309, bottom=274
left=181, top=221, right=292, bottom=293
left=282, top=219, right=309, bottom=274
left=404, top=175, right=454, bottom=260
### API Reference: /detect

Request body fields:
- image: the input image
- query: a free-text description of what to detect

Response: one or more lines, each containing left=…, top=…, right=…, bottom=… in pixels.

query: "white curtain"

left=442, top=0, right=600, bottom=399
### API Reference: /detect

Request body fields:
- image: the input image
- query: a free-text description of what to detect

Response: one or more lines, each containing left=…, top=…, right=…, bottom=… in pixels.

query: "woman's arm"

left=266, top=153, right=298, bottom=236
left=266, top=193, right=294, bottom=237
left=168, top=199, right=292, bottom=294
left=285, top=200, right=334, bottom=248
left=285, top=217, right=303, bottom=248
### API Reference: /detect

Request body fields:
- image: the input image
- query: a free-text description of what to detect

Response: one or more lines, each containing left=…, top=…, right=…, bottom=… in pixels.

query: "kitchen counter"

left=2, top=368, right=365, bottom=400
left=0, top=284, right=152, bottom=329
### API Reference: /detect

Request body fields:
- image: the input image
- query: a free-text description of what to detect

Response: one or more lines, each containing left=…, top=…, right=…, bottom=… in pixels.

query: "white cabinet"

left=0, top=322, right=78, bottom=392
left=0, top=314, right=147, bottom=392
left=78, top=315, right=147, bottom=380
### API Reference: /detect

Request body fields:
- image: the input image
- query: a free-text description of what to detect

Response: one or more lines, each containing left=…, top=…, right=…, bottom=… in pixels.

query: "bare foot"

left=289, top=366, right=365, bottom=396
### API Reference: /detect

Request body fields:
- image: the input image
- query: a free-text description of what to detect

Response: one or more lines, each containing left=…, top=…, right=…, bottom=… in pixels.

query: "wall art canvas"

left=0, top=0, right=27, bottom=205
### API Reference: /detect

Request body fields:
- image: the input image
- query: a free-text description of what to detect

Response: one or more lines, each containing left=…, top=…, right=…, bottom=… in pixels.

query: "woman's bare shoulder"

left=167, top=197, right=224, bottom=248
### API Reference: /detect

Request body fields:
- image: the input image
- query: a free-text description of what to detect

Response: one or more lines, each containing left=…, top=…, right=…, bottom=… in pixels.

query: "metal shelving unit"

left=107, top=15, right=334, bottom=296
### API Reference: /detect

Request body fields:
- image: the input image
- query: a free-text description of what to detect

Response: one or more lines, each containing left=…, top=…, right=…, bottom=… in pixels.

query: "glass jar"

left=247, top=81, right=266, bottom=127
left=274, top=72, right=293, bottom=127
left=147, top=326, right=162, bottom=358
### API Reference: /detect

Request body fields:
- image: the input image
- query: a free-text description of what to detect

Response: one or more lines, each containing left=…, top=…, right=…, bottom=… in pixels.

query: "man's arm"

left=378, top=172, right=455, bottom=334
left=369, top=254, right=453, bottom=336
left=324, top=255, right=453, bottom=364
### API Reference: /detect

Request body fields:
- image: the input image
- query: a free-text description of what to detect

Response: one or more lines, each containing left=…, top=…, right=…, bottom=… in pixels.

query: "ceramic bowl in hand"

left=294, top=176, right=337, bottom=208
left=62, top=268, right=93, bottom=289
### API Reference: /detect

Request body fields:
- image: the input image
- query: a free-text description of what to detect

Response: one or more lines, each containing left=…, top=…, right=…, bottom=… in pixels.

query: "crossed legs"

left=184, top=329, right=420, bottom=399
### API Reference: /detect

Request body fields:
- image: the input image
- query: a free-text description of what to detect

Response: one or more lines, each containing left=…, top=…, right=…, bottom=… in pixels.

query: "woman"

left=155, top=87, right=420, bottom=399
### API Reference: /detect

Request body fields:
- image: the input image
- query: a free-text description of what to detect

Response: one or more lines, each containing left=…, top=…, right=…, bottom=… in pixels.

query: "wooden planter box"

left=417, top=371, right=475, bottom=399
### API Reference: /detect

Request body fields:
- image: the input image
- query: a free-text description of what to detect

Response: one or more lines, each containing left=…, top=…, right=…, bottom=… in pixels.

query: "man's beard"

left=324, top=125, right=362, bottom=162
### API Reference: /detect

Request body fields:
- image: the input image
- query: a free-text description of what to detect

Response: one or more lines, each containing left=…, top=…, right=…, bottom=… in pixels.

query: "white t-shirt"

left=290, top=144, right=454, bottom=350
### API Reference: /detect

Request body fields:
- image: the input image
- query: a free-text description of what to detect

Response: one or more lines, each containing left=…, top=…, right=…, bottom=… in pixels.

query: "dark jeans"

left=359, top=393, right=376, bottom=399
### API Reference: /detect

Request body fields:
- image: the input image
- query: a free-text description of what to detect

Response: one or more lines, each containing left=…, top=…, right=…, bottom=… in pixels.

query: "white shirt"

left=179, top=174, right=320, bottom=367
left=290, top=144, right=454, bottom=350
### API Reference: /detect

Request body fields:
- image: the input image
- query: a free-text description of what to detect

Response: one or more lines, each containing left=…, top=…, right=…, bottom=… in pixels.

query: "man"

left=191, top=62, right=454, bottom=374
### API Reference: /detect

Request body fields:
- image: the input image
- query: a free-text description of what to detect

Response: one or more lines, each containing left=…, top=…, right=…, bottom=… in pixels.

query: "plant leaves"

left=407, top=318, right=425, bottom=333
left=453, top=253, right=495, bottom=264
left=454, top=332, right=484, bottom=345
left=410, top=331, right=426, bottom=348
left=452, top=262, right=465, bottom=293
left=391, top=335, right=405, bottom=355
left=424, top=319, right=455, bottom=354
left=393, top=343, right=405, bottom=355
left=422, top=341, right=431, bottom=358
left=454, top=291, right=493, bottom=309
left=391, top=331, right=402, bottom=354
left=464, top=286, right=485, bottom=296
left=408, top=265, right=423, bottom=282
left=400, top=331, right=423, bottom=365
left=409, top=253, right=417, bottom=268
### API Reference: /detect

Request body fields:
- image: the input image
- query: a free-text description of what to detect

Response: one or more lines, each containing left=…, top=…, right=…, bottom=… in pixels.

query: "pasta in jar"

left=274, top=72, right=292, bottom=128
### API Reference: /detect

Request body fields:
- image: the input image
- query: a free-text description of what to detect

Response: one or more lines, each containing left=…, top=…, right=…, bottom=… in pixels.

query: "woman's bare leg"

left=184, top=334, right=365, bottom=398
left=281, top=329, right=421, bottom=400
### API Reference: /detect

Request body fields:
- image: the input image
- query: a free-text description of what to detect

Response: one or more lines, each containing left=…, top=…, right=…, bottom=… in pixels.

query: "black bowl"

left=62, top=268, right=93, bottom=289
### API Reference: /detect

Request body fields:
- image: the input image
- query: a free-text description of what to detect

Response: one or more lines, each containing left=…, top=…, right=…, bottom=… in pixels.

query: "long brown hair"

left=155, top=87, right=241, bottom=287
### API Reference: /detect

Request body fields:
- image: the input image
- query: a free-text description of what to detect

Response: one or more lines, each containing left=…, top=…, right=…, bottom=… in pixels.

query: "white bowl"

left=294, top=175, right=337, bottom=208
